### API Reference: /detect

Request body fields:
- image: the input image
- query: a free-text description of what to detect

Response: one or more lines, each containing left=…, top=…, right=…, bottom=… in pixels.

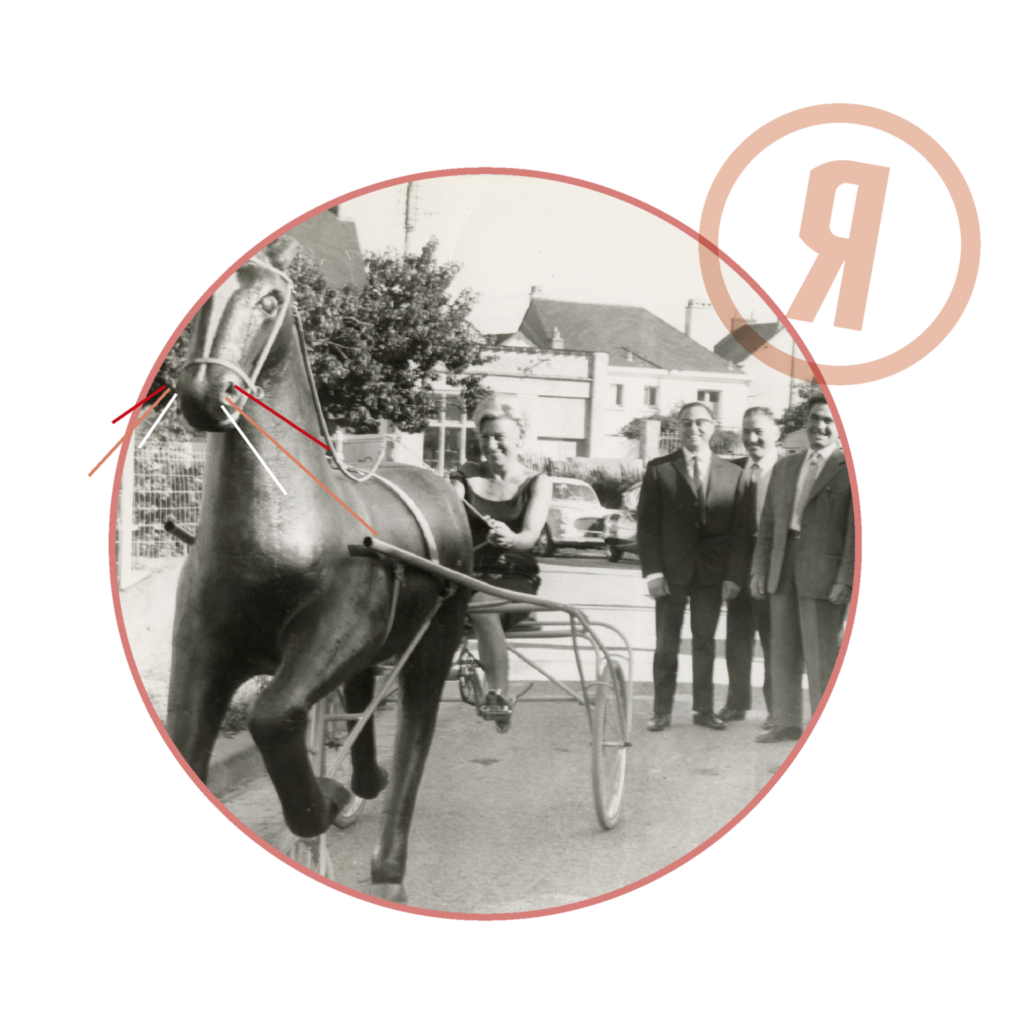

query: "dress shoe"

left=647, top=714, right=672, bottom=732
left=718, top=708, right=746, bottom=723
left=755, top=726, right=803, bottom=743
left=693, top=712, right=726, bottom=731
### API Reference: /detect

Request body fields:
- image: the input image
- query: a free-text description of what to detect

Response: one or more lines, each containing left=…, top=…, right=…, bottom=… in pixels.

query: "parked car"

left=603, top=482, right=641, bottom=562
left=535, top=478, right=609, bottom=556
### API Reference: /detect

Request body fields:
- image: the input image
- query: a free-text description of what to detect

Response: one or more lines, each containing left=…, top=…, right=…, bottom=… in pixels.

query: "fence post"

left=640, top=418, right=661, bottom=463
left=118, top=430, right=136, bottom=590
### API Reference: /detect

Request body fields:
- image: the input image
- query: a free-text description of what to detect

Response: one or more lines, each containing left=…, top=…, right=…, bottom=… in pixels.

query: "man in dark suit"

left=637, top=401, right=744, bottom=732
left=719, top=407, right=786, bottom=726
left=751, top=393, right=855, bottom=742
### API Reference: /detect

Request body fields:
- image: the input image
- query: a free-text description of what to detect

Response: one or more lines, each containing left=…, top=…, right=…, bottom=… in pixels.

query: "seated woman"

left=451, top=395, right=552, bottom=732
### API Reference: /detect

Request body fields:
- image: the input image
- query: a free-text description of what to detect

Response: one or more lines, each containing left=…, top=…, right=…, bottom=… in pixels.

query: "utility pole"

left=404, top=181, right=416, bottom=254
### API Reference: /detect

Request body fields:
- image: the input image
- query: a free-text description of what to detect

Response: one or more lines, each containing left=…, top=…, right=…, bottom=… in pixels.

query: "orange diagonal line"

left=89, top=388, right=170, bottom=477
left=223, top=395, right=377, bottom=535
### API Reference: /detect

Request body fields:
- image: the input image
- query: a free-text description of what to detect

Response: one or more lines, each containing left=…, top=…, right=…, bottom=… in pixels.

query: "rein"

left=182, top=260, right=446, bottom=561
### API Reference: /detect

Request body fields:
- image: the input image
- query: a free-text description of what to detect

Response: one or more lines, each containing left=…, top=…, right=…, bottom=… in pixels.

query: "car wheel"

left=606, top=544, right=623, bottom=563
left=536, top=525, right=556, bottom=557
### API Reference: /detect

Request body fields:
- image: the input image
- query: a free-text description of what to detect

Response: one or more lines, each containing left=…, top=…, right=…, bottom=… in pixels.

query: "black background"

left=96, top=96, right=983, bottom=925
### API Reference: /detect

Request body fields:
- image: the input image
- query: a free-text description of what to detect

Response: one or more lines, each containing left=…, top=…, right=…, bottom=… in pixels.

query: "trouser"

left=769, top=537, right=848, bottom=728
left=652, top=583, right=722, bottom=718
left=724, top=584, right=773, bottom=714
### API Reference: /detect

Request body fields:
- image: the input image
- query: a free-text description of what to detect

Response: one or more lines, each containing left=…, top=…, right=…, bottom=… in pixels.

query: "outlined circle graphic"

left=698, top=103, right=981, bottom=385
left=109, top=166, right=861, bottom=919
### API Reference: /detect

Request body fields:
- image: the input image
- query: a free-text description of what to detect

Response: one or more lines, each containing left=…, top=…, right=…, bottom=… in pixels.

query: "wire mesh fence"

left=125, top=441, right=207, bottom=572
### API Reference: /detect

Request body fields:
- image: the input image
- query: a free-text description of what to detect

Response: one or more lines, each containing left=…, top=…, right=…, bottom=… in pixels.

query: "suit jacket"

left=751, top=447, right=856, bottom=599
left=636, top=449, right=745, bottom=587
left=728, top=449, right=791, bottom=584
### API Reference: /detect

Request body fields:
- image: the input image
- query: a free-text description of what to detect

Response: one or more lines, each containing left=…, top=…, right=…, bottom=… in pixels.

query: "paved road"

left=221, top=551, right=807, bottom=914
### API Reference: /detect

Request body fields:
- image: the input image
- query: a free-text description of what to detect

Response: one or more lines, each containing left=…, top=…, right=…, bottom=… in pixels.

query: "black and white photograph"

left=113, top=172, right=855, bottom=915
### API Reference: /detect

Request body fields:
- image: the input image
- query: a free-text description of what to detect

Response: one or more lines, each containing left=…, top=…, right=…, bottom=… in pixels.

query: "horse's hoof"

left=370, top=882, right=408, bottom=904
left=316, top=777, right=353, bottom=822
left=352, top=765, right=389, bottom=800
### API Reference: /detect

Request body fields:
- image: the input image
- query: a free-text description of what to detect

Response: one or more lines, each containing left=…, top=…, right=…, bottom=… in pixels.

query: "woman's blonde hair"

left=471, top=394, right=528, bottom=439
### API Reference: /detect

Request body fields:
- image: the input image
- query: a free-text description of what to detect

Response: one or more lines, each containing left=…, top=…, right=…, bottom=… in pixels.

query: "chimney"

left=530, top=285, right=543, bottom=298
left=683, top=299, right=719, bottom=348
left=551, top=326, right=564, bottom=350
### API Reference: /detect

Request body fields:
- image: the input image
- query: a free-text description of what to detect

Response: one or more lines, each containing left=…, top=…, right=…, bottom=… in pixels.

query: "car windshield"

left=552, top=482, right=600, bottom=504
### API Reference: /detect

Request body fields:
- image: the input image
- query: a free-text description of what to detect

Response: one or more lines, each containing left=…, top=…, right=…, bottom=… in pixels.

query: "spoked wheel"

left=279, top=832, right=336, bottom=881
left=591, top=658, right=632, bottom=830
left=321, top=689, right=367, bottom=829
left=457, top=644, right=486, bottom=708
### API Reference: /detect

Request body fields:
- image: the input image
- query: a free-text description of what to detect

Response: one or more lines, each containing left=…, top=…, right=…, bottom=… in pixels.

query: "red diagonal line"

left=223, top=395, right=377, bottom=535
left=88, top=389, right=169, bottom=477
left=233, top=386, right=330, bottom=450
left=112, top=385, right=167, bottom=424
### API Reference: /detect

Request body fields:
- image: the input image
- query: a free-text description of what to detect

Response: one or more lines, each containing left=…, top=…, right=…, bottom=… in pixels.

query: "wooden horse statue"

left=167, top=237, right=473, bottom=902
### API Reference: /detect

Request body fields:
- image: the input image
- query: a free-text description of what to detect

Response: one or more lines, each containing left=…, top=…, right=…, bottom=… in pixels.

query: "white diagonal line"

left=138, top=392, right=178, bottom=448
left=220, top=404, right=287, bottom=495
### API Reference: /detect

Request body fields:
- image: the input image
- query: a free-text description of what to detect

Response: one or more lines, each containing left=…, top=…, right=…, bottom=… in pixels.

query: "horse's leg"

left=249, top=592, right=388, bottom=839
left=370, top=593, right=467, bottom=904
left=166, top=599, right=252, bottom=782
left=342, top=668, right=389, bottom=800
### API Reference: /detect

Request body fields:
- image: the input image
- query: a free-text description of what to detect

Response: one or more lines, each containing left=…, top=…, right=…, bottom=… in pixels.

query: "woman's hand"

left=486, top=519, right=516, bottom=549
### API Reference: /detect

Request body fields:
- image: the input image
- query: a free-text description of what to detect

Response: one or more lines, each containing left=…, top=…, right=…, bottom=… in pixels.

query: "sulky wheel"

left=278, top=831, right=336, bottom=881
left=457, top=644, right=486, bottom=707
left=321, top=689, right=367, bottom=829
left=591, top=658, right=631, bottom=830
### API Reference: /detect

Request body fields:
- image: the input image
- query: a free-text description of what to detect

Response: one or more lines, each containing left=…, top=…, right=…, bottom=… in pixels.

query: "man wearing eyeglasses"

left=636, top=401, right=745, bottom=733
left=750, top=393, right=855, bottom=743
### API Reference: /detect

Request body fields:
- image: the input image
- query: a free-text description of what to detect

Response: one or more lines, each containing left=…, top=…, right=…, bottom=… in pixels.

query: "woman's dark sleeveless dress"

left=452, top=463, right=542, bottom=624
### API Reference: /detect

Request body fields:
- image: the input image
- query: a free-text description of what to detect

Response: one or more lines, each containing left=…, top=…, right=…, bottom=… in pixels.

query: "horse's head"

left=177, top=237, right=298, bottom=431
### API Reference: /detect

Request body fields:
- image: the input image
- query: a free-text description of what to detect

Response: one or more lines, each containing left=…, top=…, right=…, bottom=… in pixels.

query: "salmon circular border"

left=698, top=103, right=981, bottom=385
left=109, top=166, right=862, bottom=921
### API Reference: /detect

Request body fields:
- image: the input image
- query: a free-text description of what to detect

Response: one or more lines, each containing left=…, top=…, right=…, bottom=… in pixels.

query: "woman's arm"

left=492, top=473, right=552, bottom=552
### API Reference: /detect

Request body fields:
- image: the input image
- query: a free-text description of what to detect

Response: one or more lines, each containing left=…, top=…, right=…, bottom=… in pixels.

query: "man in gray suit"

left=719, top=407, right=786, bottom=725
left=751, top=393, right=855, bottom=742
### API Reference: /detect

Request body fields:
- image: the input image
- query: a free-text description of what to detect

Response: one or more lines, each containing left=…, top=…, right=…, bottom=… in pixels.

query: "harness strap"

left=384, top=564, right=405, bottom=641
left=184, top=357, right=265, bottom=399
left=372, top=474, right=441, bottom=563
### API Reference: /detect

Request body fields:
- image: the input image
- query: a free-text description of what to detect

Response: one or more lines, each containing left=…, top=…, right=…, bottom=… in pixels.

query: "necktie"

left=692, top=456, right=706, bottom=524
left=751, top=462, right=766, bottom=526
left=792, top=452, right=821, bottom=530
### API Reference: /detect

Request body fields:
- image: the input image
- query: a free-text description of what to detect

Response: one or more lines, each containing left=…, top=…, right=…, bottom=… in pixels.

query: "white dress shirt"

left=748, top=448, right=778, bottom=529
left=789, top=443, right=837, bottom=532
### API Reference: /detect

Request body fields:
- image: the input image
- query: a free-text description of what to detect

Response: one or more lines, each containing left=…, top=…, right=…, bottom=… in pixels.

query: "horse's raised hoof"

left=370, top=882, right=408, bottom=904
left=353, top=764, right=389, bottom=800
left=316, top=777, right=353, bottom=823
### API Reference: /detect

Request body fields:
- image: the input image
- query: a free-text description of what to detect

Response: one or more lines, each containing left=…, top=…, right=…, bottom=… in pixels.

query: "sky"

left=332, top=174, right=776, bottom=345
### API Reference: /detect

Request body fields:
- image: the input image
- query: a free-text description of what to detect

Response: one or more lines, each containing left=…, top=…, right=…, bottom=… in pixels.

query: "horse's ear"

left=265, top=236, right=299, bottom=271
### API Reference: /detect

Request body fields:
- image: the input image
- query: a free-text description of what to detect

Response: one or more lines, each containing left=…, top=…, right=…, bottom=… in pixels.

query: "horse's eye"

left=260, top=295, right=279, bottom=314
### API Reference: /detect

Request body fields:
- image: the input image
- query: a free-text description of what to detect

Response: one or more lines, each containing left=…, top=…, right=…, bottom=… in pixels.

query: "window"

left=423, top=395, right=476, bottom=475
left=610, top=383, right=624, bottom=406
left=643, top=386, right=658, bottom=407
left=697, top=390, right=721, bottom=419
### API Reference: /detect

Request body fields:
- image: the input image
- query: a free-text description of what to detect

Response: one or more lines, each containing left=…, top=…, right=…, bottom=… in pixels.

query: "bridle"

left=178, top=257, right=389, bottom=486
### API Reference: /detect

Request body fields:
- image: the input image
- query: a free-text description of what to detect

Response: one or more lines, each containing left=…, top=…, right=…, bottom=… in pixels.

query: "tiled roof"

left=285, top=211, right=367, bottom=291
left=518, top=298, right=741, bottom=374
left=713, top=321, right=785, bottom=364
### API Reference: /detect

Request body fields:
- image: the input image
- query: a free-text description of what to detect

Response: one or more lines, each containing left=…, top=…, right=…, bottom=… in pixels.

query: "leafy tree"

left=618, top=412, right=671, bottom=441
left=775, top=381, right=824, bottom=439
left=155, top=237, right=491, bottom=436
left=299, top=239, right=491, bottom=433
